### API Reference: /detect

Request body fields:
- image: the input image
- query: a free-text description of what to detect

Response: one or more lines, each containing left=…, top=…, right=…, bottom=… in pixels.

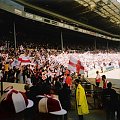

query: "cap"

left=0, top=89, right=33, bottom=113
left=38, top=97, right=67, bottom=115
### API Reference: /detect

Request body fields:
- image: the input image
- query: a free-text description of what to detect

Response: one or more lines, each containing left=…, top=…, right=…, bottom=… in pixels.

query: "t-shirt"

left=5, top=64, right=9, bottom=72
left=96, top=74, right=101, bottom=83
left=103, top=80, right=109, bottom=89
left=65, top=76, right=72, bottom=86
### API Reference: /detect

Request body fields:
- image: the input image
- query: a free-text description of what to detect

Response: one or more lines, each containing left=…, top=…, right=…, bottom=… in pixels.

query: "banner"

left=68, top=56, right=84, bottom=74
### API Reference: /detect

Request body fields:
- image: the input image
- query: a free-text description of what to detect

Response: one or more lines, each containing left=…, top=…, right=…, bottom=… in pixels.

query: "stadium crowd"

left=0, top=43, right=120, bottom=120
left=0, top=43, right=120, bottom=83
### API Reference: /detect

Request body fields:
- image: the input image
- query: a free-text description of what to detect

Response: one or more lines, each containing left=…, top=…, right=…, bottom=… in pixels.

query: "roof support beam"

left=14, top=0, right=120, bottom=38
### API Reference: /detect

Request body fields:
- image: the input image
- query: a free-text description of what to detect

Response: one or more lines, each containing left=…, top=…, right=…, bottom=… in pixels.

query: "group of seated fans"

left=0, top=44, right=120, bottom=120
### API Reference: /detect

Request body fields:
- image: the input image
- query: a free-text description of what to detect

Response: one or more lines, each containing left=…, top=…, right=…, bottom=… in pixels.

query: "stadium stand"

left=0, top=0, right=120, bottom=120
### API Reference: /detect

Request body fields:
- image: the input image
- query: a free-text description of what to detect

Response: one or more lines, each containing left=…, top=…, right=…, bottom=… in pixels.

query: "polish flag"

left=68, top=56, right=84, bottom=74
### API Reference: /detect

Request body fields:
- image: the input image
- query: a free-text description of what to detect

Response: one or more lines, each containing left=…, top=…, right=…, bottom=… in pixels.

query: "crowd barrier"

left=0, top=82, right=25, bottom=96
left=103, top=65, right=114, bottom=72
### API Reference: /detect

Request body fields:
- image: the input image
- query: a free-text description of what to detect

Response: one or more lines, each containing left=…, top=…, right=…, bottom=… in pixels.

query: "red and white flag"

left=68, top=56, right=84, bottom=74
left=18, top=54, right=31, bottom=65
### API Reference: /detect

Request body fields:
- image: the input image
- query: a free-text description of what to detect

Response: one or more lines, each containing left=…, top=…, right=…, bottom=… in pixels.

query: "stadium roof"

left=15, top=0, right=120, bottom=37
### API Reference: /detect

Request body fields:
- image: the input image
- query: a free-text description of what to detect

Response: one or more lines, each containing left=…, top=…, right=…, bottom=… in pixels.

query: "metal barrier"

left=80, top=80, right=103, bottom=109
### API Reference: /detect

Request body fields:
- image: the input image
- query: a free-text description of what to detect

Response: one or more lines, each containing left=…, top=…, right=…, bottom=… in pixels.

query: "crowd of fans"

left=0, top=43, right=120, bottom=85
left=0, top=43, right=120, bottom=120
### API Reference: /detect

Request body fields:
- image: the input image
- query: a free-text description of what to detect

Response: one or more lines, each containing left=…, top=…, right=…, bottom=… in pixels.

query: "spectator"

left=95, top=71, right=101, bottom=87
left=54, top=77, right=62, bottom=94
left=65, top=74, right=72, bottom=90
left=4, top=61, right=9, bottom=81
left=102, top=82, right=118, bottom=120
left=74, top=79, right=89, bottom=120
left=101, top=75, right=109, bottom=89
left=59, top=83, right=71, bottom=120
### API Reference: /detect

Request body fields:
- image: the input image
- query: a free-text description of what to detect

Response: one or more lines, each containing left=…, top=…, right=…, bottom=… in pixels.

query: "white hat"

left=38, top=97, right=67, bottom=115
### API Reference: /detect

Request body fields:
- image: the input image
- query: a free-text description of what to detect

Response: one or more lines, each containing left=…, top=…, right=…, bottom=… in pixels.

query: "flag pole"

left=13, top=21, right=17, bottom=51
left=107, top=40, right=109, bottom=51
left=94, top=39, right=96, bottom=50
left=61, top=31, right=64, bottom=52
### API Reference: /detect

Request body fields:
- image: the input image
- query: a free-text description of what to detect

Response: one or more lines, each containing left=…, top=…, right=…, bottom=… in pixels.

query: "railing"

left=81, top=77, right=120, bottom=110
left=80, top=79, right=103, bottom=109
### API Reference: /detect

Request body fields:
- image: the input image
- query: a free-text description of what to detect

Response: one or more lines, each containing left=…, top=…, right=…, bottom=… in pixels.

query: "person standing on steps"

left=102, top=82, right=118, bottom=120
left=74, top=79, right=89, bottom=120
left=101, top=75, right=109, bottom=89
left=95, top=71, right=101, bottom=87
